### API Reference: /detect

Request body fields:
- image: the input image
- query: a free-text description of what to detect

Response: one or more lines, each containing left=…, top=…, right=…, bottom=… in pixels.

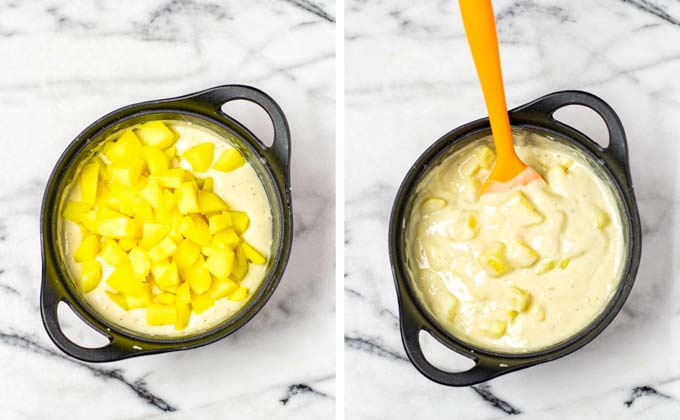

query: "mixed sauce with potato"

left=61, top=121, right=273, bottom=335
left=407, top=130, right=624, bottom=352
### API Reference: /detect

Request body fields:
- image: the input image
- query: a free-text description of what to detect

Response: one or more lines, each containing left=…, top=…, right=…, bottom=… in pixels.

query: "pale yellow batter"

left=62, top=121, right=273, bottom=337
left=407, top=130, right=625, bottom=352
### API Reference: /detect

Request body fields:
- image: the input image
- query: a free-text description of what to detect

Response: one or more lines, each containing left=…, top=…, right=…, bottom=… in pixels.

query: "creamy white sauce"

left=407, top=130, right=625, bottom=352
left=62, top=121, right=273, bottom=337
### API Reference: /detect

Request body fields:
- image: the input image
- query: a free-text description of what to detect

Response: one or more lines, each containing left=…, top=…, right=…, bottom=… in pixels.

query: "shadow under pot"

left=41, top=85, right=293, bottom=362
left=389, top=90, right=641, bottom=386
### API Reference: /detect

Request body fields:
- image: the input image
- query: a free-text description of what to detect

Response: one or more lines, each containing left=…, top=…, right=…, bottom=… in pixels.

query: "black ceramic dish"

left=41, top=85, right=293, bottom=362
left=389, top=90, right=641, bottom=386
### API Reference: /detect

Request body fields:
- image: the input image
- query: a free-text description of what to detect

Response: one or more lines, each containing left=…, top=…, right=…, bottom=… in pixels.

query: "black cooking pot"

left=41, top=85, right=293, bottom=362
left=389, top=90, right=641, bottom=386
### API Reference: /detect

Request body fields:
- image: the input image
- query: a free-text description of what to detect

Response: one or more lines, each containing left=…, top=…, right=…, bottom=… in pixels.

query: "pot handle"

left=186, top=85, right=291, bottom=184
left=399, top=301, right=517, bottom=386
left=513, top=90, right=631, bottom=184
left=40, top=269, right=142, bottom=363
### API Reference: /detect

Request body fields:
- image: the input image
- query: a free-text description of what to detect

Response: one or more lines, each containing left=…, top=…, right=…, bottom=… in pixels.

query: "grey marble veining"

left=345, top=0, right=680, bottom=419
left=0, top=0, right=335, bottom=418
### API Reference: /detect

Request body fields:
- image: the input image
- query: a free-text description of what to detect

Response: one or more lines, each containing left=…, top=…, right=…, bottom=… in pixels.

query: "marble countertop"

left=0, top=0, right=335, bottom=418
left=345, top=0, right=680, bottom=418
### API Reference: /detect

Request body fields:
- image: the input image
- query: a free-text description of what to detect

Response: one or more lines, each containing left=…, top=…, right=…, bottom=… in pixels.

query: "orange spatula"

left=459, top=0, right=542, bottom=194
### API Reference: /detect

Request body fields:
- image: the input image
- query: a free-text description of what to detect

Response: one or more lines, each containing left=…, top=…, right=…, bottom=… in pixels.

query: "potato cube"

left=478, top=319, right=507, bottom=338
left=175, top=182, right=200, bottom=214
left=183, top=143, right=214, bottom=172
left=63, top=201, right=91, bottom=223
left=535, top=259, right=556, bottom=274
left=459, top=178, right=481, bottom=202
left=143, top=145, right=170, bottom=175
left=98, top=216, right=137, bottom=239
left=81, top=210, right=99, bottom=233
left=593, top=206, right=610, bottom=230
left=202, top=177, right=214, bottom=192
left=148, top=236, right=177, bottom=263
left=500, top=192, right=544, bottom=226
left=212, top=228, right=239, bottom=250
left=546, top=166, right=568, bottom=194
left=151, top=260, right=171, bottom=283
left=132, top=198, right=154, bottom=222
left=74, top=234, right=100, bottom=263
left=230, top=244, right=249, bottom=282
left=208, top=277, right=239, bottom=300
left=106, top=264, right=145, bottom=297
left=150, top=168, right=186, bottom=189
left=208, top=213, right=232, bottom=234
left=174, top=239, right=200, bottom=271
left=187, top=262, right=212, bottom=295
left=176, top=281, right=192, bottom=304
left=109, top=158, right=144, bottom=187
left=139, top=181, right=164, bottom=209
left=80, top=163, right=99, bottom=205
left=508, top=286, right=532, bottom=312
left=100, top=239, right=129, bottom=266
left=146, top=303, right=177, bottom=326
left=243, top=242, right=266, bottom=264
left=229, top=211, right=250, bottom=234
left=137, top=121, right=177, bottom=149
left=458, top=155, right=480, bottom=178
left=213, top=148, right=245, bottom=172
left=530, top=304, right=545, bottom=321
left=105, top=130, right=144, bottom=162
left=128, top=247, right=151, bottom=279
left=205, top=248, right=235, bottom=279
left=126, top=284, right=152, bottom=309
left=155, top=293, right=176, bottom=305
left=140, top=223, right=170, bottom=250
left=475, top=146, right=495, bottom=169
left=477, top=241, right=511, bottom=277
left=228, top=287, right=249, bottom=302
left=80, top=260, right=102, bottom=293
left=191, top=293, right=215, bottom=314
left=506, top=239, right=538, bottom=268
left=118, top=238, right=137, bottom=251
left=420, top=197, right=446, bottom=214
left=197, top=190, right=228, bottom=213
left=106, top=291, right=129, bottom=310
left=175, top=300, right=191, bottom=330
left=179, top=215, right=211, bottom=246
left=164, top=145, right=177, bottom=159
left=158, top=261, right=179, bottom=290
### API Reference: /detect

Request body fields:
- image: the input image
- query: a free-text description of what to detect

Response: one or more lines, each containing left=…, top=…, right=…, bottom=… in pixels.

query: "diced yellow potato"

left=558, top=156, right=573, bottom=169
left=175, top=182, right=200, bottom=214
left=106, top=264, right=145, bottom=297
left=133, top=198, right=154, bottom=222
left=201, top=246, right=214, bottom=257
left=191, top=293, right=215, bottom=314
left=164, top=145, right=177, bottom=159
left=208, top=277, right=239, bottom=300
left=80, top=260, right=102, bottom=293
left=535, top=259, right=556, bottom=274
left=459, top=178, right=481, bottom=202
left=148, top=236, right=177, bottom=263
left=187, top=262, right=212, bottom=295
left=139, top=181, right=164, bottom=209
left=151, top=259, right=170, bottom=283
left=80, top=163, right=99, bottom=205
left=63, top=201, right=91, bottom=223
left=105, top=130, right=144, bottom=162
left=478, top=319, right=507, bottom=338
left=175, top=239, right=201, bottom=271
left=530, top=304, right=545, bottom=321
left=208, top=212, right=232, bottom=234
left=183, top=143, right=214, bottom=172
left=109, top=158, right=144, bottom=187
left=118, top=238, right=137, bottom=251
left=243, top=242, right=266, bottom=264
left=74, top=234, right=100, bottom=262
left=230, top=244, right=249, bottom=282
left=137, top=121, right=177, bottom=149
left=140, top=223, right=170, bottom=250
left=212, top=228, right=239, bottom=250
left=155, top=293, right=176, bottom=305
left=81, top=210, right=99, bottom=233
left=213, top=148, right=245, bottom=172
left=158, top=261, right=179, bottom=290
left=128, top=247, right=151, bottom=278
left=546, top=166, right=568, bottom=194
left=98, top=216, right=137, bottom=239
left=205, top=248, right=235, bottom=279
left=202, top=177, right=214, bottom=192
left=228, top=287, right=249, bottom=302
left=197, top=190, right=228, bottom=213
left=175, top=300, right=191, bottom=330
left=229, top=211, right=250, bottom=234
left=97, top=207, right=124, bottom=220
left=560, top=258, right=570, bottom=269
left=150, top=168, right=186, bottom=189
left=126, top=284, right=152, bottom=309
left=508, top=286, right=532, bottom=312
left=477, top=241, right=511, bottom=277
left=179, top=215, right=211, bottom=246
left=475, top=146, right=495, bottom=169
left=593, top=206, right=610, bottom=230
left=500, top=192, right=544, bottom=226
left=506, top=239, right=539, bottom=268
left=100, top=239, right=129, bottom=266
left=146, top=303, right=177, bottom=326
left=420, top=197, right=446, bottom=214
left=458, top=155, right=480, bottom=178
left=176, top=281, right=192, bottom=304
left=143, top=145, right=170, bottom=175
left=106, top=291, right=129, bottom=310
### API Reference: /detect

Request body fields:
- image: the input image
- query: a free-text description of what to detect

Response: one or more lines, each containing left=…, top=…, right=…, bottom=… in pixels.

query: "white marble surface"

left=0, top=0, right=335, bottom=418
left=345, top=0, right=680, bottom=418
